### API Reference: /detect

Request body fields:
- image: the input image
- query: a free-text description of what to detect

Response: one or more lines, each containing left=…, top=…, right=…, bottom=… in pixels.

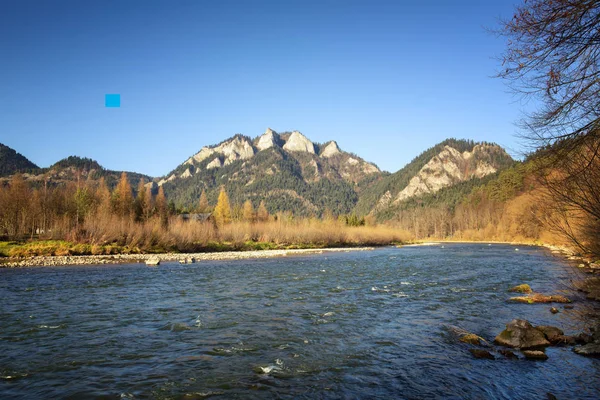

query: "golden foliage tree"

left=156, top=186, right=168, bottom=228
left=257, top=200, right=269, bottom=222
left=213, top=186, right=232, bottom=227
left=113, top=172, right=133, bottom=217
left=242, top=200, right=255, bottom=222
left=198, top=189, right=209, bottom=213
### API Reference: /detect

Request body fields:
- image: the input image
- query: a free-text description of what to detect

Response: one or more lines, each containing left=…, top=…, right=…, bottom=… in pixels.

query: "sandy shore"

left=0, top=247, right=376, bottom=268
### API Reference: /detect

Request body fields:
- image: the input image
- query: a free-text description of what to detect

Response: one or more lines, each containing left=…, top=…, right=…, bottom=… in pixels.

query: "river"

left=1, top=244, right=599, bottom=399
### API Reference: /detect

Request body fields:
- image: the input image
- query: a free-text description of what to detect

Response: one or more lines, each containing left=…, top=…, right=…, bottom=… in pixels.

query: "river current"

left=1, top=244, right=599, bottom=399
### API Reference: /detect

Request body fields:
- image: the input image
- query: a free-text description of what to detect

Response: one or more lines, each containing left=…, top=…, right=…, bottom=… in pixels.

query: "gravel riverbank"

left=0, top=247, right=375, bottom=268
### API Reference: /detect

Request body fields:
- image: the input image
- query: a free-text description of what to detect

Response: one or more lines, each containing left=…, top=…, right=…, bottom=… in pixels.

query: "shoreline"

left=0, top=247, right=376, bottom=268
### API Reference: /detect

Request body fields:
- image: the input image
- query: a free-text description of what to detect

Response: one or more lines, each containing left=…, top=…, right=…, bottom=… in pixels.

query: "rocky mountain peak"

left=393, top=144, right=499, bottom=203
left=283, top=131, right=315, bottom=154
left=320, top=141, right=341, bottom=158
left=184, top=135, right=255, bottom=169
left=256, top=128, right=279, bottom=151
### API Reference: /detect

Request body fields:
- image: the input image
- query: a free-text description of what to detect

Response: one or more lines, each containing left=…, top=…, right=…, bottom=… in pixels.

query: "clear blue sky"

left=0, top=0, right=525, bottom=176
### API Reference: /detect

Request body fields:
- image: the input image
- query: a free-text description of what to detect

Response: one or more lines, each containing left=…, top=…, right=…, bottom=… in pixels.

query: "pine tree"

left=242, top=200, right=255, bottom=222
left=213, top=186, right=232, bottom=227
left=113, top=172, right=133, bottom=217
left=198, top=189, right=209, bottom=213
left=257, top=200, right=269, bottom=222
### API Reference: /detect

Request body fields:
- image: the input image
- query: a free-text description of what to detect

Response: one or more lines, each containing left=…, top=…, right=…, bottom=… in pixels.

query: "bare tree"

left=498, top=0, right=600, bottom=256
left=498, top=0, right=600, bottom=152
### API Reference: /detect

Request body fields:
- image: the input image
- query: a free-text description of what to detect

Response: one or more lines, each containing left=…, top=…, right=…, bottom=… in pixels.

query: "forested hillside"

left=354, top=139, right=515, bottom=216
left=0, top=143, right=39, bottom=176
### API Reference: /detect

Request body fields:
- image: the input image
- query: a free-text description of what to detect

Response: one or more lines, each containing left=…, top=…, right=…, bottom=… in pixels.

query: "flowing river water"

left=1, top=244, right=599, bottom=399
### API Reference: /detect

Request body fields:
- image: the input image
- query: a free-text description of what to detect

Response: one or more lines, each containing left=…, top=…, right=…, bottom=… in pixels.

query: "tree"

left=498, top=0, right=600, bottom=150
left=257, top=200, right=269, bottom=222
left=198, top=189, right=209, bottom=213
left=498, top=0, right=600, bottom=256
left=113, top=172, right=133, bottom=217
left=95, top=177, right=112, bottom=217
left=156, top=186, right=169, bottom=229
left=213, top=186, right=232, bottom=227
left=134, top=178, right=148, bottom=222
left=242, top=200, right=255, bottom=222
left=143, top=185, right=154, bottom=221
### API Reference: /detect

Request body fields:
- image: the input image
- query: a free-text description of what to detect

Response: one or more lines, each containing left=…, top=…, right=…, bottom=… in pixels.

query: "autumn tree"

left=257, top=200, right=269, bottom=222
left=95, top=177, right=112, bottom=217
left=143, top=185, right=154, bottom=221
left=242, top=200, right=255, bottom=222
left=156, top=186, right=169, bottom=229
left=498, top=0, right=600, bottom=256
left=134, top=179, right=148, bottom=222
left=113, top=172, right=133, bottom=218
left=213, top=186, right=232, bottom=227
left=198, top=189, right=210, bottom=213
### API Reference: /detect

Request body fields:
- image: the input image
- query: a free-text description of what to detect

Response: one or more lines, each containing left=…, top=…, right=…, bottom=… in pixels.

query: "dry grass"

left=4, top=215, right=411, bottom=256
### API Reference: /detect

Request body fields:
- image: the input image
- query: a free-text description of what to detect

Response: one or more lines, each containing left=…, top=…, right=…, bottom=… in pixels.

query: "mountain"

left=160, top=128, right=383, bottom=216
left=0, top=143, right=39, bottom=176
left=354, top=139, right=515, bottom=216
left=0, top=154, right=152, bottom=190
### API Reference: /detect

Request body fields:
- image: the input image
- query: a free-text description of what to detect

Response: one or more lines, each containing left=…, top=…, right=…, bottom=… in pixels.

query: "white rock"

left=320, top=141, right=341, bottom=158
left=392, top=145, right=501, bottom=203
left=257, top=128, right=278, bottom=151
left=283, top=131, right=315, bottom=153
left=206, top=157, right=222, bottom=169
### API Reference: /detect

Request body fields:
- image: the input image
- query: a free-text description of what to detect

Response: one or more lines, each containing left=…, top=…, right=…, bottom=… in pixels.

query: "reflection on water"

left=1, top=244, right=599, bottom=399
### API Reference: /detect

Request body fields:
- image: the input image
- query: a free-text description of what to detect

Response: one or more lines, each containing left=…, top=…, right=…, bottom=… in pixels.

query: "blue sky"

left=0, top=0, right=524, bottom=176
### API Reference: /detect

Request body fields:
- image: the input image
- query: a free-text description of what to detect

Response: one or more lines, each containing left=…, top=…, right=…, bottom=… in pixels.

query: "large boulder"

left=535, top=326, right=564, bottom=343
left=494, top=319, right=551, bottom=349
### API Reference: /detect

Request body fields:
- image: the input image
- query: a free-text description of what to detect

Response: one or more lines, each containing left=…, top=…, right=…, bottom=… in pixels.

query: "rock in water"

left=498, top=349, right=517, bottom=359
left=573, top=343, right=600, bottom=356
left=146, top=257, right=160, bottom=266
left=550, top=307, right=559, bottom=314
left=469, top=349, right=495, bottom=359
left=459, top=333, right=487, bottom=345
left=522, top=350, right=548, bottom=360
left=535, top=326, right=564, bottom=343
left=508, top=284, right=532, bottom=294
left=494, top=319, right=550, bottom=349
left=508, top=293, right=571, bottom=304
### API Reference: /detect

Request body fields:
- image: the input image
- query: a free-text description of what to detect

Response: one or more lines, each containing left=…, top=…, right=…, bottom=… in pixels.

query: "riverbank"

left=0, top=246, right=375, bottom=268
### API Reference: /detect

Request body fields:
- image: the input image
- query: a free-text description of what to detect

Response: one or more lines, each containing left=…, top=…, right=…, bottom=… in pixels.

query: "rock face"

left=185, top=135, right=255, bottom=167
left=320, top=141, right=341, bottom=158
left=393, top=145, right=500, bottom=203
left=256, top=128, right=278, bottom=151
left=283, top=131, right=315, bottom=153
left=206, top=157, right=222, bottom=170
left=494, top=319, right=551, bottom=349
